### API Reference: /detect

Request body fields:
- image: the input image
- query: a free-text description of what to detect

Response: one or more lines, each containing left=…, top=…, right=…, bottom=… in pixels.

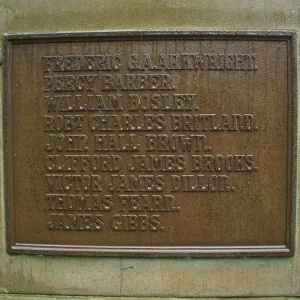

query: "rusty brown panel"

left=3, top=31, right=296, bottom=257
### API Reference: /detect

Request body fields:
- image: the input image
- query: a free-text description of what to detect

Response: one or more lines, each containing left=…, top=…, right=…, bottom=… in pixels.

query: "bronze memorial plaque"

left=4, top=31, right=296, bottom=256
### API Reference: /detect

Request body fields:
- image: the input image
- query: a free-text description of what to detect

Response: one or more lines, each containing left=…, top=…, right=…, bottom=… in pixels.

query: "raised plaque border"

left=3, top=30, right=297, bottom=257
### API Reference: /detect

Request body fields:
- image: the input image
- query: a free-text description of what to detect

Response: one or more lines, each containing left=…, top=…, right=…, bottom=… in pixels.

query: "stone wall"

left=0, top=1, right=299, bottom=298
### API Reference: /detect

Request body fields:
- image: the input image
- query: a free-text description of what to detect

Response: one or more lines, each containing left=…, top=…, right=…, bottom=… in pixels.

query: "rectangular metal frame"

left=3, top=30, right=297, bottom=257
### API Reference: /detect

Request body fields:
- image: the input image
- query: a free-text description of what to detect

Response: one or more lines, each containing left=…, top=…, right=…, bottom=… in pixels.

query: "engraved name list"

left=43, top=51, right=258, bottom=233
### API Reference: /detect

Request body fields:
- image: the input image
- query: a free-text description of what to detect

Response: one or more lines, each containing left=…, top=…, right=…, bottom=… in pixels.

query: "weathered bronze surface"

left=4, top=31, right=296, bottom=257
